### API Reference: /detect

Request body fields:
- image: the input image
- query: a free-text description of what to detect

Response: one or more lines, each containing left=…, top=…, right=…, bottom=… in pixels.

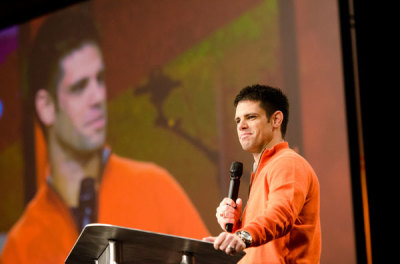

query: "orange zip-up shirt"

left=238, top=142, right=321, bottom=264
left=0, top=153, right=209, bottom=264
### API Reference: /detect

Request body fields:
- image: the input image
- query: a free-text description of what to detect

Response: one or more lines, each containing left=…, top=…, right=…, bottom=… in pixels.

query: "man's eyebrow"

left=235, top=112, right=259, bottom=120
left=243, top=112, right=259, bottom=117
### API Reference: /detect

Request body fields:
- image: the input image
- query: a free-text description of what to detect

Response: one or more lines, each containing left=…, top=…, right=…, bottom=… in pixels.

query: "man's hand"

left=203, top=232, right=246, bottom=255
left=216, top=197, right=242, bottom=231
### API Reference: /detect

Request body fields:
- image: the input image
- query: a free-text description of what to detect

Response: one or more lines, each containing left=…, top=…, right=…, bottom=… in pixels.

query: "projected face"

left=53, top=43, right=107, bottom=153
left=235, top=100, right=273, bottom=155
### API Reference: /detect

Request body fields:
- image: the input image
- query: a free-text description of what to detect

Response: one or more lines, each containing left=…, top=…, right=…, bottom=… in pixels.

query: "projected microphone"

left=77, top=177, right=97, bottom=231
left=225, top=161, right=243, bottom=232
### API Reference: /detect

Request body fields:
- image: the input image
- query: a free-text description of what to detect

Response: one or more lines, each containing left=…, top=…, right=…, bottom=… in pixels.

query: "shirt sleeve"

left=241, top=155, right=311, bottom=246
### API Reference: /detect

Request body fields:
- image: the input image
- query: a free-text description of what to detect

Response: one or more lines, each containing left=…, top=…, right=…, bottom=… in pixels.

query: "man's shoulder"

left=263, top=148, right=316, bottom=175
left=2, top=185, right=59, bottom=249
left=1, top=184, right=77, bottom=262
left=273, top=147, right=309, bottom=164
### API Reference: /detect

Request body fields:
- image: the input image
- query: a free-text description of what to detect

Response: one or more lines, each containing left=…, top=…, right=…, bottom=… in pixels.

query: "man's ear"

left=271, top=110, right=283, bottom=128
left=35, top=89, right=55, bottom=126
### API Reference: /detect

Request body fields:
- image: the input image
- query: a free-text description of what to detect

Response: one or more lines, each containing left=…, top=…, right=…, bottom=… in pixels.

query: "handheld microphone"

left=225, top=161, right=243, bottom=232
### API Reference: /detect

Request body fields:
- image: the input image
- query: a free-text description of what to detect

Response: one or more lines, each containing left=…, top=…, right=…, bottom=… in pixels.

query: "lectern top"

left=65, top=224, right=245, bottom=264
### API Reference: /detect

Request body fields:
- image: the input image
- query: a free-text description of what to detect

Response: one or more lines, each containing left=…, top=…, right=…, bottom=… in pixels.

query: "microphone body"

left=77, top=177, right=97, bottom=231
left=225, top=161, right=243, bottom=232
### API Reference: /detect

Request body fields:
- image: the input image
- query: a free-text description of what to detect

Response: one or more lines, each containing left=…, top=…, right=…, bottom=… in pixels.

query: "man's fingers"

left=217, top=234, right=232, bottom=251
left=226, top=242, right=237, bottom=255
left=216, top=210, right=235, bottom=219
left=212, top=232, right=247, bottom=256
left=202, top=236, right=216, bottom=242
left=216, top=204, right=237, bottom=216
left=220, top=198, right=237, bottom=208
left=213, top=232, right=228, bottom=250
left=216, top=198, right=242, bottom=231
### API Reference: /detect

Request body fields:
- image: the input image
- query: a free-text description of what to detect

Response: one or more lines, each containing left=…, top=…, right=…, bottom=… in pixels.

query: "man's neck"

left=252, top=138, right=285, bottom=168
left=48, top=139, right=101, bottom=207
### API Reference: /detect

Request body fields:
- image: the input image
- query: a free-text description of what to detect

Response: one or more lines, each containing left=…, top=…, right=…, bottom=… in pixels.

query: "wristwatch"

left=235, top=230, right=252, bottom=248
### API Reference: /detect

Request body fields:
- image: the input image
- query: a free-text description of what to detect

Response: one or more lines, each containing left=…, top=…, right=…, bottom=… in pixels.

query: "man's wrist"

left=235, top=230, right=252, bottom=248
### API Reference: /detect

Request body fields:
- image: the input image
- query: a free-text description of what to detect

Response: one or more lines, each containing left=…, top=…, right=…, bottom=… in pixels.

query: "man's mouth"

left=85, top=113, right=106, bottom=130
left=239, top=132, right=252, bottom=140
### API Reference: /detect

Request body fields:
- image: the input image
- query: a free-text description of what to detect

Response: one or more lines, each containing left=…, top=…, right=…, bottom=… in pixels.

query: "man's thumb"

left=236, top=198, right=243, bottom=210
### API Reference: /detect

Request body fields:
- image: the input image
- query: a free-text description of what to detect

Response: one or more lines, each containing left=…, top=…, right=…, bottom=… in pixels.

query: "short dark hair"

left=234, top=84, right=289, bottom=138
left=28, top=7, right=101, bottom=99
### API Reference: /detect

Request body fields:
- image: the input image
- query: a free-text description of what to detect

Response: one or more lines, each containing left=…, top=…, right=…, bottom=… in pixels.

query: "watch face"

left=241, top=231, right=251, bottom=240
left=237, top=231, right=252, bottom=247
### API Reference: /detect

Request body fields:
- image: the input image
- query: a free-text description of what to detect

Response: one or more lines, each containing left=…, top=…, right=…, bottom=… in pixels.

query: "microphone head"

left=230, top=161, right=243, bottom=179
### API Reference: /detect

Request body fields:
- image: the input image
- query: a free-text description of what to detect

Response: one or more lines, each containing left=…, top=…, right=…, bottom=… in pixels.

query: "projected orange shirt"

left=0, top=153, right=209, bottom=264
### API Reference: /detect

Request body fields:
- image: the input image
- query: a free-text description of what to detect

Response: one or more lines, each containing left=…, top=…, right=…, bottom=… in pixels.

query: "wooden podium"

left=65, top=224, right=245, bottom=263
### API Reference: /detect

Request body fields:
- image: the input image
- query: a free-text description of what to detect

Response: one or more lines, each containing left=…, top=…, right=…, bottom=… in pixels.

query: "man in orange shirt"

left=204, top=85, right=321, bottom=263
left=0, top=9, right=208, bottom=264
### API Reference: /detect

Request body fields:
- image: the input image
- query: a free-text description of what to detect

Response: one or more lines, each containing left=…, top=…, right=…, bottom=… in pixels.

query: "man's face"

left=53, top=43, right=107, bottom=153
left=235, top=100, right=273, bottom=154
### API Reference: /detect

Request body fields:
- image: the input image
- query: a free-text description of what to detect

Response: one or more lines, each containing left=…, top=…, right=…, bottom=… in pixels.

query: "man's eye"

left=69, top=79, right=88, bottom=94
left=97, top=70, right=105, bottom=85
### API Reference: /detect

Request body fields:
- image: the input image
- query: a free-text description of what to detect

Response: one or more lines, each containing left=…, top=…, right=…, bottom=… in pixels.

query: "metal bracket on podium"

left=66, top=224, right=245, bottom=264
left=95, top=240, right=118, bottom=264
left=180, top=252, right=194, bottom=264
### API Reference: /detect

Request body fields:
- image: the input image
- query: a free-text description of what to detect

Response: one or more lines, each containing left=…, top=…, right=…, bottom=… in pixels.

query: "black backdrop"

left=338, top=1, right=391, bottom=263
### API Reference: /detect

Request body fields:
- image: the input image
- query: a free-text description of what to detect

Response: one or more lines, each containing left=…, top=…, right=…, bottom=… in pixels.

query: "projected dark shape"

left=134, top=69, right=218, bottom=164
left=135, top=69, right=179, bottom=126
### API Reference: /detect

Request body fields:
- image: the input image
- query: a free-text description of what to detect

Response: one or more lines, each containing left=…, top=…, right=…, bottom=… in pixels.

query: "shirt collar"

left=252, top=141, right=289, bottom=173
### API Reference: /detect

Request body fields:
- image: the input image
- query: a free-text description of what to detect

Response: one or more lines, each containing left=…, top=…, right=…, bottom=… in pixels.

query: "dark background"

left=0, top=0, right=389, bottom=262
left=338, top=1, right=390, bottom=263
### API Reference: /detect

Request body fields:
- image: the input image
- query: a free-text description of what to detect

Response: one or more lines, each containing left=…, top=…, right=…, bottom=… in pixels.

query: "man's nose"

left=89, top=80, right=106, bottom=104
left=238, top=119, right=248, bottom=130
